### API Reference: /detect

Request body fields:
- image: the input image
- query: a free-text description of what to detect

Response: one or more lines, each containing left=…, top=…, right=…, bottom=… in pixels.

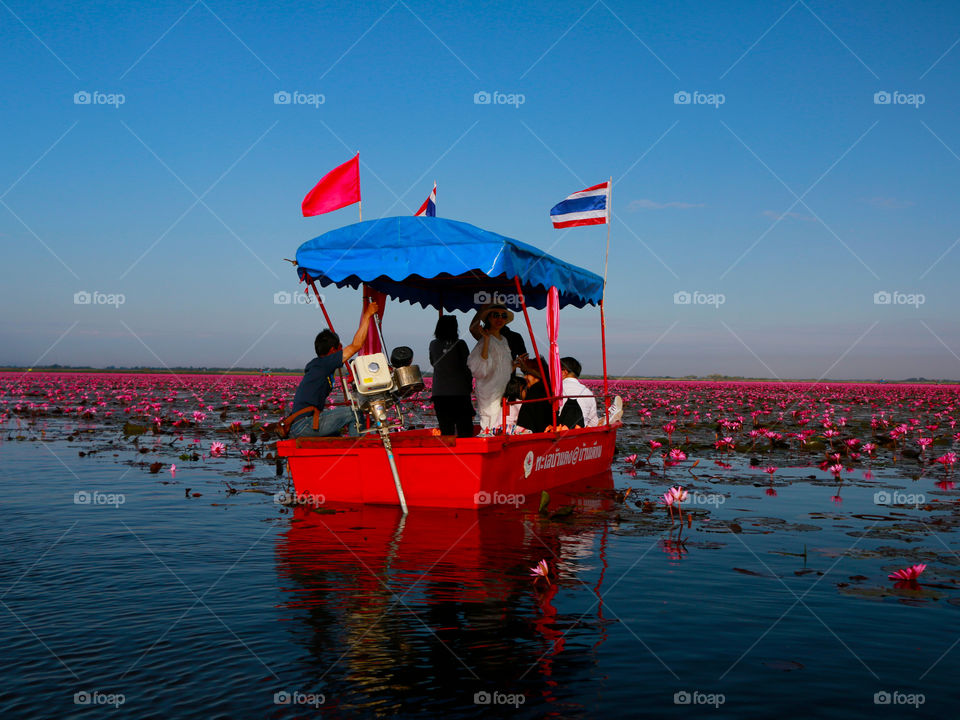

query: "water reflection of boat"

left=273, top=473, right=615, bottom=714
left=277, top=217, right=621, bottom=509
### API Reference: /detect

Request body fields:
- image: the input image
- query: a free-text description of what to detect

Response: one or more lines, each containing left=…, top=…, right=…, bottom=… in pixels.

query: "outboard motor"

left=390, top=346, right=425, bottom=398
left=390, top=346, right=414, bottom=367
left=347, top=348, right=424, bottom=515
left=348, top=348, right=424, bottom=426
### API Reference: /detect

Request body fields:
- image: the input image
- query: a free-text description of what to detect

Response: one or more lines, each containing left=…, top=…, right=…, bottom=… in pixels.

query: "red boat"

left=277, top=216, right=621, bottom=510
left=280, top=425, right=617, bottom=509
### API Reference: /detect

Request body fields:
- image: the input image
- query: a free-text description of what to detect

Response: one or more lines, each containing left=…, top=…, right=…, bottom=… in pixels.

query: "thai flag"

left=414, top=182, right=437, bottom=217
left=550, top=181, right=610, bottom=228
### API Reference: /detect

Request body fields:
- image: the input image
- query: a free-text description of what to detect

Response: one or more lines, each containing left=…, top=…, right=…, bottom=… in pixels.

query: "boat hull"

left=277, top=423, right=620, bottom=509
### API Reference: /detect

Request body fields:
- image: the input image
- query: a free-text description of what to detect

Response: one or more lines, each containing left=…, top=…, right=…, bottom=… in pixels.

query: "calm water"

left=2, top=428, right=957, bottom=718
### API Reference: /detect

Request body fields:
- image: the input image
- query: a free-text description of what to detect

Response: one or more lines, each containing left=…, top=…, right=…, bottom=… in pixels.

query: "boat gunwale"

left=278, top=422, right=621, bottom=454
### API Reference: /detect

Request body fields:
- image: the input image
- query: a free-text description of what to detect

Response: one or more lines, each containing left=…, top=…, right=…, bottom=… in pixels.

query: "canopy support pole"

left=308, top=278, right=335, bottom=330
left=601, top=299, right=609, bottom=419
left=600, top=176, right=612, bottom=419
left=514, top=276, right=556, bottom=428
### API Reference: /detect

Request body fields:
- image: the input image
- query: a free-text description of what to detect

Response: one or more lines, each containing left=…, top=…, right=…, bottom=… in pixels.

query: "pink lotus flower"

left=714, top=436, right=735, bottom=451
left=624, top=453, right=638, bottom=464
left=241, top=434, right=251, bottom=444
left=764, top=466, right=777, bottom=475
left=170, top=464, right=176, bottom=476
left=649, top=440, right=662, bottom=450
left=210, top=441, right=226, bottom=457
left=935, top=452, right=957, bottom=466
left=530, top=559, right=550, bottom=582
left=668, top=448, right=687, bottom=463
left=888, top=564, right=926, bottom=581
left=661, top=486, right=688, bottom=523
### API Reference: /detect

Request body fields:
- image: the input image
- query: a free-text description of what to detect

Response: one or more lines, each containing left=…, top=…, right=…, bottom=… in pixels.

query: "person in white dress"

left=467, top=304, right=516, bottom=433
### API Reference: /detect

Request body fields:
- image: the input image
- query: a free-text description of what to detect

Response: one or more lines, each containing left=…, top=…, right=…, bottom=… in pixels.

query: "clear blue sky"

left=2, top=0, right=959, bottom=379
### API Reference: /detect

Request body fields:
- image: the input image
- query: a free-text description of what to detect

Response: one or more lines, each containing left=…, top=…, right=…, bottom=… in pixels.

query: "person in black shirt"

left=516, top=356, right=553, bottom=433
left=429, top=315, right=475, bottom=437
left=557, top=394, right=585, bottom=429
left=500, top=325, right=528, bottom=361
left=289, top=302, right=379, bottom=438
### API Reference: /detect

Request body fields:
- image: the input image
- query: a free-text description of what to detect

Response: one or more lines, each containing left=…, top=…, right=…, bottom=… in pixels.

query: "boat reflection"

left=274, top=472, right=615, bottom=716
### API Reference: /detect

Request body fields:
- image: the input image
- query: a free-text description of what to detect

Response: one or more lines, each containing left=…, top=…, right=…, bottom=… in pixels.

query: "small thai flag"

left=414, top=182, right=437, bottom=217
left=550, top=181, right=610, bottom=228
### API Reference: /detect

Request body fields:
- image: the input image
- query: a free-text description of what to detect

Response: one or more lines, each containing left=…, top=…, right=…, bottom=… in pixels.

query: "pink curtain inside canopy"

left=547, top=286, right=561, bottom=406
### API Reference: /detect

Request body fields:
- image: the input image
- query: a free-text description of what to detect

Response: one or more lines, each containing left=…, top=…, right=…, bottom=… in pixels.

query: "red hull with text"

left=278, top=423, right=620, bottom=509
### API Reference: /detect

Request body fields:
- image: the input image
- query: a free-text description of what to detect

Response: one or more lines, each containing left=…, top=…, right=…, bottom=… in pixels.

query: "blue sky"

left=2, top=0, right=960, bottom=379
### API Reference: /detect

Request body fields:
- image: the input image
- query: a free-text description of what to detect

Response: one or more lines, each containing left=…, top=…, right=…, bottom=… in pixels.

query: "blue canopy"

left=295, top=216, right=603, bottom=312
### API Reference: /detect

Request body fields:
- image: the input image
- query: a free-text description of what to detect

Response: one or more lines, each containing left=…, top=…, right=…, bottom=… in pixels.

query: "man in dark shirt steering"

left=288, top=302, right=379, bottom=438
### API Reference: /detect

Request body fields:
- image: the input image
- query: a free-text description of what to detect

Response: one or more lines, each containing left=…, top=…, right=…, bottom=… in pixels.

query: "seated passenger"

left=557, top=391, right=584, bottom=429
left=515, top=357, right=553, bottom=433
left=559, top=356, right=599, bottom=427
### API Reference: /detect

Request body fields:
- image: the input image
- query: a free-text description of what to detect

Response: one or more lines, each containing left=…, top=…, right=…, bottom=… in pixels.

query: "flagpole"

left=600, top=176, right=612, bottom=419
left=602, top=176, right=612, bottom=287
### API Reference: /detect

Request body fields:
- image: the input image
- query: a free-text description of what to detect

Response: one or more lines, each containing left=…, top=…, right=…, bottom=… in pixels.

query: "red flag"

left=301, top=153, right=360, bottom=216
